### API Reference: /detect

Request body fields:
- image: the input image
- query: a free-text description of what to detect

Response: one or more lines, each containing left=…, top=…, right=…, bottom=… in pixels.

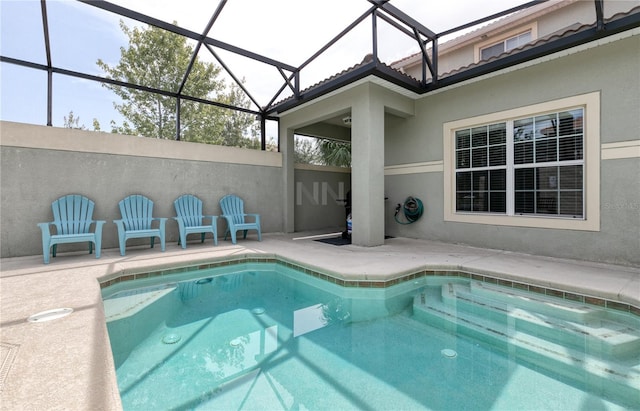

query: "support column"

left=281, top=126, right=295, bottom=233
left=351, top=85, right=385, bottom=246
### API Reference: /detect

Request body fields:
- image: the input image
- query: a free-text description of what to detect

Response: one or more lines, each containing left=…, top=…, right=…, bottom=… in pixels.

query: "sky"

left=0, top=0, right=529, bottom=135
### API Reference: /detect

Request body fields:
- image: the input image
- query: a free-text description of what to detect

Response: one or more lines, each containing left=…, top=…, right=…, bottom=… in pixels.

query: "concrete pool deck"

left=1, top=233, right=639, bottom=410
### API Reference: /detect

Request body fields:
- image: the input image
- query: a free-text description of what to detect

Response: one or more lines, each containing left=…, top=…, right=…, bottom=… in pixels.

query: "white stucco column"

left=281, top=126, right=295, bottom=233
left=351, top=84, right=385, bottom=246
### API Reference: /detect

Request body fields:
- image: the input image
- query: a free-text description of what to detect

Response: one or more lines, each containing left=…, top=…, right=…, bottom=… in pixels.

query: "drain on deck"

left=27, top=308, right=73, bottom=323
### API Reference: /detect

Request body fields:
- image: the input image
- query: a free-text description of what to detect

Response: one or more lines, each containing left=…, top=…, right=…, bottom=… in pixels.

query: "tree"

left=63, top=110, right=102, bottom=132
left=97, top=20, right=257, bottom=146
left=292, top=136, right=351, bottom=166
left=317, top=139, right=351, bottom=167
left=294, top=136, right=318, bottom=164
left=211, top=82, right=261, bottom=148
left=63, top=111, right=85, bottom=129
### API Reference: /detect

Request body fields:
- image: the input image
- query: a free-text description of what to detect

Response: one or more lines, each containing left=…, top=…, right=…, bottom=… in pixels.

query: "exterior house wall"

left=401, top=0, right=636, bottom=80
left=536, top=1, right=593, bottom=34
left=543, top=0, right=637, bottom=25
left=384, top=32, right=640, bottom=266
left=0, top=122, right=284, bottom=258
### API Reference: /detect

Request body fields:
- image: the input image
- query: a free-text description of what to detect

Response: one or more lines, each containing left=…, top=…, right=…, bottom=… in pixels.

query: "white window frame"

left=474, top=23, right=538, bottom=63
left=443, top=92, right=600, bottom=231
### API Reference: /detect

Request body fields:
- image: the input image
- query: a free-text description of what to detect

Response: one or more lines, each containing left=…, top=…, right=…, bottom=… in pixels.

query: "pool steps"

left=413, top=281, right=640, bottom=402
left=103, top=285, right=176, bottom=322
left=469, top=281, right=606, bottom=324
left=451, top=281, right=640, bottom=358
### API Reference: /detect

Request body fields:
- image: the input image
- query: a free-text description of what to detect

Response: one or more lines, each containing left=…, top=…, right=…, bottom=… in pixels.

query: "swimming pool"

left=102, top=261, right=640, bottom=410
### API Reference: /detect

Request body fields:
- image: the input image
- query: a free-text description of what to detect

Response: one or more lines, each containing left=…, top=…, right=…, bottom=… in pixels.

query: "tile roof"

left=268, top=4, right=640, bottom=114
left=268, top=53, right=421, bottom=111
left=438, top=5, right=640, bottom=79
left=391, top=0, right=578, bottom=69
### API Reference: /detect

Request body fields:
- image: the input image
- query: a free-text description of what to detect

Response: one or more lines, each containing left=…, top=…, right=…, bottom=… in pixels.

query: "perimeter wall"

left=0, top=122, right=286, bottom=258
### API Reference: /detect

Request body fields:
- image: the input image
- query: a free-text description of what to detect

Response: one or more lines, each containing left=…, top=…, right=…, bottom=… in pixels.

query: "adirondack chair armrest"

left=37, top=222, right=55, bottom=237
left=173, top=216, right=217, bottom=237
left=244, top=213, right=261, bottom=224
left=38, top=220, right=105, bottom=235
left=173, top=216, right=200, bottom=224
left=221, top=214, right=260, bottom=225
left=174, top=215, right=217, bottom=224
left=172, top=216, right=186, bottom=231
left=93, top=220, right=106, bottom=234
left=204, top=215, right=218, bottom=224
left=39, top=220, right=104, bottom=253
left=151, top=217, right=168, bottom=229
left=114, top=218, right=163, bottom=230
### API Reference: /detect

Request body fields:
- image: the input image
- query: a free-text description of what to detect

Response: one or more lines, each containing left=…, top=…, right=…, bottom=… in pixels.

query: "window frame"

left=443, top=92, right=600, bottom=231
left=480, top=31, right=532, bottom=61
left=474, top=23, right=538, bottom=63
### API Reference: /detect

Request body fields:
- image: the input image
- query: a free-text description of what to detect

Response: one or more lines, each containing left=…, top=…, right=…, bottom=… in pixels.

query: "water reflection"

left=294, top=298, right=350, bottom=337
left=202, top=325, right=279, bottom=382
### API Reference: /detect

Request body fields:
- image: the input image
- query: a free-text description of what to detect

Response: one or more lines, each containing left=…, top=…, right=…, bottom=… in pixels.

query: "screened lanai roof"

left=2, top=0, right=639, bottom=143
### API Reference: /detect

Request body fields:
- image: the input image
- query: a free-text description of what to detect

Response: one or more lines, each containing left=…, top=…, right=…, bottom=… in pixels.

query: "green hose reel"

left=394, top=196, right=424, bottom=225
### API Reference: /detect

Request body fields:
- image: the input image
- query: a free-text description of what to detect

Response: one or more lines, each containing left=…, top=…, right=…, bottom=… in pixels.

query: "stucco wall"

left=294, top=165, right=351, bottom=232
left=384, top=33, right=640, bottom=266
left=402, top=0, right=637, bottom=80
left=0, top=122, right=284, bottom=258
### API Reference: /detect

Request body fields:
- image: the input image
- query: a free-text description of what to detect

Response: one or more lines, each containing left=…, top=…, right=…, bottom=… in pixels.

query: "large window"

left=455, top=109, right=584, bottom=217
left=444, top=93, right=600, bottom=231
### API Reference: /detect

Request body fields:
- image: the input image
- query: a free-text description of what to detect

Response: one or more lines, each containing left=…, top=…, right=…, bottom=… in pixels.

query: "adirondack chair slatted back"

left=220, top=195, right=245, bottom=224
left=119, top=195, right=154, bottom=230
left=174, top=195, right=203, bottom=227
left=40, top=194, right=105, bottom=263
left=52, top=195, right=95, bottom=235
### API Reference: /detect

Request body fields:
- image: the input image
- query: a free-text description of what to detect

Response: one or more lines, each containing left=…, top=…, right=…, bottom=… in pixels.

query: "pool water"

left=102, top=263, right=639, bottom=410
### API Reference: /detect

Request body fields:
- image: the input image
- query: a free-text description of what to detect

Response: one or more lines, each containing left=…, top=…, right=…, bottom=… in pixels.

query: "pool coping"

left=99, top=253, right=640, bottom=317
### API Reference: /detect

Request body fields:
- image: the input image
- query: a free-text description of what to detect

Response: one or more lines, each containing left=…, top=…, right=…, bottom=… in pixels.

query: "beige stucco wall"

left=402, top=0, right=638, bottom=80
left=0, top=122, right=284, bottom=257
left=384, top=31, right=640, bottom=266
left=294, top=164, right=351, bottom=232
left=277, top=30, right=638, bottom=263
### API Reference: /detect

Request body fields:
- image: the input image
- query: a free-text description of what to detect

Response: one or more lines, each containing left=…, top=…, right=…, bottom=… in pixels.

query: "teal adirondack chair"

left=219, top=194, right=261, bottom=244
left=38, top=194, right=106, bottom=264
left=114, top=195, right=167, bottom=256
left=173, top=194, right=218, bottom=248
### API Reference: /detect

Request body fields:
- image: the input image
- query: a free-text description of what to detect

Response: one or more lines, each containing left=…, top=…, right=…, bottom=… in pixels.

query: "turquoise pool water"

left=102, top=263, right=639, bottom=410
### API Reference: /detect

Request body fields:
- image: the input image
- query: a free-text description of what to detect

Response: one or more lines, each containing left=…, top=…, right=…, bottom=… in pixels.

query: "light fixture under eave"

left=342, top=116, right=352, bottom=125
